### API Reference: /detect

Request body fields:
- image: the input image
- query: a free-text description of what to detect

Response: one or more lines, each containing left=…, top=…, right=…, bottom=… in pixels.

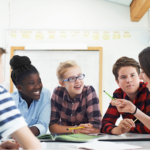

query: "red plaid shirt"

left=102, top=82, right=150, bottom=134
left=50, top=85, right=102, bottom=129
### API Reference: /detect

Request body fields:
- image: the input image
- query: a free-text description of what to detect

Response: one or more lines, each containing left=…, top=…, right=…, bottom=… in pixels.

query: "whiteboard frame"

left=10, top=46, right=103, bottom=111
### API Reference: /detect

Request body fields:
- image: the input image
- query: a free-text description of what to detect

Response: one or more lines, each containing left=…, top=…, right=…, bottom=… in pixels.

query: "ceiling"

left=104, top=0, right=133, bottom=6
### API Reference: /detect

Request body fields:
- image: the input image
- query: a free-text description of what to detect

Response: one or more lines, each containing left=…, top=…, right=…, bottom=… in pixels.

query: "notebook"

left=37, top=133, right=102, bottom=142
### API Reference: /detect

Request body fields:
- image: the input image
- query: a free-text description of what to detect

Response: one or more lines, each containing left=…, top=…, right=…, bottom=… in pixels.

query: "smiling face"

left=139, top=68, right=150, bottom=90
left=59, top=66, right=84, bottom=99
left=116, top=66, right=140, bottom=97
left=17, top=73, right=43, bottom=101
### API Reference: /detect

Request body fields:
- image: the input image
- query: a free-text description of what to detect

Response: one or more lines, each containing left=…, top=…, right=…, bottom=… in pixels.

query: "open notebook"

left=37, top=133, right=102, bottom=142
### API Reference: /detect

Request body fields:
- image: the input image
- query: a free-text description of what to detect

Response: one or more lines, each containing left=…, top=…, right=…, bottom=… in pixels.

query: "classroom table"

left=44, top=141, right=150, bottom=150
left=41, top=133, right=150, bottom=150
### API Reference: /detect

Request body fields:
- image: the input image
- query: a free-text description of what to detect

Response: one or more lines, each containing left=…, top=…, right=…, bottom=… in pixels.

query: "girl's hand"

left=13, top=137, right=21, bottom=148
left=74, top=123, right=94, bottom=134
left=111, top=99, right=136, bottom=114
left=110, top=99, right=124, bottom=107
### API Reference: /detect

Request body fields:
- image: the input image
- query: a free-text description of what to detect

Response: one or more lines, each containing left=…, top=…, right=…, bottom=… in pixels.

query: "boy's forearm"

left=111, top=127, right=120, bottom=135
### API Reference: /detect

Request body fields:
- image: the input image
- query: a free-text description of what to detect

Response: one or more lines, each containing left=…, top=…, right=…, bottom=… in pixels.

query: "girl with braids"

left=111, top=47, right=150, bottom=131
left=10, top=55, right=51, bottom=136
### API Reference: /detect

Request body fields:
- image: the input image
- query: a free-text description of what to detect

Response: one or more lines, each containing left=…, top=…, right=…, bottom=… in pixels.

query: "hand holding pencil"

left=66, top=123, right=94, bottom=134
left=111, top=98, right=136, bottom=114
left=104, top=90, right=138, bottom=123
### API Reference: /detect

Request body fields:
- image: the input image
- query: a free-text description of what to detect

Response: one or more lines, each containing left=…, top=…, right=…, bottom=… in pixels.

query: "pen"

left=66, top=127, right=85, bottom=130
left=103, top=90, right=115, bottom=100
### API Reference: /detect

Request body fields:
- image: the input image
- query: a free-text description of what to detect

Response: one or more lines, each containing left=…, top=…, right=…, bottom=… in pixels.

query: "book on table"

left=37, top=133, right=102, bottom=142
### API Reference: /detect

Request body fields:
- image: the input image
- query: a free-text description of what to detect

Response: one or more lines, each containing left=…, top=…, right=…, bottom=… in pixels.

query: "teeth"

left=34, top=91, right=39, bottom=94
left=75, top=85, right=81, bottom=88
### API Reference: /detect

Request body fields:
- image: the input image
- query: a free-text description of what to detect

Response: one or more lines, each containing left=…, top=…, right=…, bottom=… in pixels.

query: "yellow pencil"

left=66, top=127, right=85, bottom=130
left=134, top=118, right=138, bottom=122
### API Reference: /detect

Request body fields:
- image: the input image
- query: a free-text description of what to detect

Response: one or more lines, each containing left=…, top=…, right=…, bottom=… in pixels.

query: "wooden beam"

left=130, top=0, right=150, bottom=21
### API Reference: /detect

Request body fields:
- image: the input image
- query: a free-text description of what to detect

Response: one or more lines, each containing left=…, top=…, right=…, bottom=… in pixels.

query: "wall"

left=0, top=0, right=150, bottom=115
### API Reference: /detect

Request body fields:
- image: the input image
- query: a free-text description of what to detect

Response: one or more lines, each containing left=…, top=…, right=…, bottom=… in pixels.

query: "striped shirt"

left=0, top=85, right=27, bottom=140
left=50, top=85, right=102, bottom=129
left=102, top=82, right=150, bottom=134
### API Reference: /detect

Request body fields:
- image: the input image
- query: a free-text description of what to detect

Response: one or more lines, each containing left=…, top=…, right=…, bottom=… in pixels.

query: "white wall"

left=8, top=0, right=149, bottom=29
left=1, top=0, right=150, bottom=116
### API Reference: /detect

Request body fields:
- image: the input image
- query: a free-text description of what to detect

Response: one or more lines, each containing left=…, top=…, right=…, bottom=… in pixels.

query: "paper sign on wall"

left=71, top=31, right=80, bottom=37
left=36, top=32, right=44, bottom=40
left=113, top=32, right=121, bottom=39
left=93, top=31, right=99, bottom=40
left=123, top=31, right=131, bottom=38
left=48, top=31, right=55, bottom=39
left=60, top=31, right=67, bottom=38
left=84, top=31, right=90, bottom=37
left=21, top=31, right=31, bottom=39
left=103, top=32, right=110, bottom=40
left=11, top=31, right=17, bottom=38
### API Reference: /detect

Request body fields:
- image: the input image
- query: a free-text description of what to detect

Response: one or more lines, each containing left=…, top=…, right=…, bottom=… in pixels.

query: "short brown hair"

left=56, top=60, right=80, bottom=81
left=112, top=56, right=140, bottom=80
left=139, top=47, right=150, bottom=78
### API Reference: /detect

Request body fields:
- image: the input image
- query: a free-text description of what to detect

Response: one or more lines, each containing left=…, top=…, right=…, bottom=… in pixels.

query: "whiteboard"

left=14, top=50, right=100, bottom=96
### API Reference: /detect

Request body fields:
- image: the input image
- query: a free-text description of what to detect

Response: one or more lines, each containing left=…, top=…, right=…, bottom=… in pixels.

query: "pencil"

left=66, top=127, right=85, bottom=130
left=103, top=90, right=115, bottom=100
left=134, top=118, right=138, bottom=122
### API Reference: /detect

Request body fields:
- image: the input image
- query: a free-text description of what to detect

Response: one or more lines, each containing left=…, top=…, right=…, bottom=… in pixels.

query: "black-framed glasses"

left=63, top=74, right=85, bottom=83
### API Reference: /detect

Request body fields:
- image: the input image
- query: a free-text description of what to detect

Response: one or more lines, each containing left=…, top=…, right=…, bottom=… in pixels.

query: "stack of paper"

left=59, top=140, right=142, bottom=150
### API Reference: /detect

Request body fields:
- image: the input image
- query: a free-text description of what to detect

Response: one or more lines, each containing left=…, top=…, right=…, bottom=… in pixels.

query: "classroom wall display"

left=10, top=47, right=103, bottom=111
left=8, top=30, right=132, bottom=41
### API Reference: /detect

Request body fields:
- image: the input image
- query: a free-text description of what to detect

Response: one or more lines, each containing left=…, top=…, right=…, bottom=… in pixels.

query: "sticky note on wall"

left=123, top=32, right=131, bottom=38
left=21, top=31, right=31, bottom=39
left=113, top=32, right=121, bottom=39
left=93, top=32, right=99, bottom=40
left=36, top=33, right=44, bottom=40
left=103, top=32, right=110, bottom=40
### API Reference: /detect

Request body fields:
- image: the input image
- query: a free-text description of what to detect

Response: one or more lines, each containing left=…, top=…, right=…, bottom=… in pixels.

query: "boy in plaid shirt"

left=102, top=56, right=150, bottom=135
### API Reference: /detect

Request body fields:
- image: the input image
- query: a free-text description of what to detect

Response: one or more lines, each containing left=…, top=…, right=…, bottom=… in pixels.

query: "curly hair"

left=10, top=55, right=39, bottom=86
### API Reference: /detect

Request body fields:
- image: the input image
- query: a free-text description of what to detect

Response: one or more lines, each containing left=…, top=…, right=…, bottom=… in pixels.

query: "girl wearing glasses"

left=49, top=60, right=102, bottom=134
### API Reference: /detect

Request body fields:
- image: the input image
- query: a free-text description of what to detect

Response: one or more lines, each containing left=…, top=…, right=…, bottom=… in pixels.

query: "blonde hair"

left=56, top=60, right=80, bottom=81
